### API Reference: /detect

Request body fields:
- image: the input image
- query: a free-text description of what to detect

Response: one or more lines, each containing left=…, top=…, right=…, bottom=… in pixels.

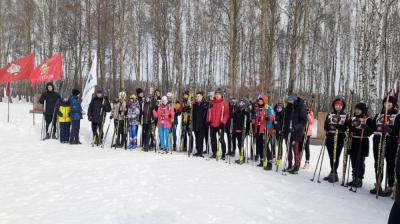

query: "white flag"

left=81, top=55, right=97, bottom=114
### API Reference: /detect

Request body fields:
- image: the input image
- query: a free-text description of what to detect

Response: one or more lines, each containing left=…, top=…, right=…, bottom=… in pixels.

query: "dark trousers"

left=70, top=120, right=80, bottom=142
left=210, top=127, right=226, bottom=156
left=233, top=132, right=243, bottom=154
left=59, top=122, right=71, bottom=142
left=194, top=129, right=205, bottom=154
left=326, top=134, right=345, bottom=173
left=114, top=119, right=127, bottom=146
left=142, top=123, right=151, bottom=150
left=45, top=114, right=57, bottom=134
left=373, top=135, right=397, bottom=188
left=350, top=138, right=368, bottom=179
left=300, top=135, right=311, bottom=161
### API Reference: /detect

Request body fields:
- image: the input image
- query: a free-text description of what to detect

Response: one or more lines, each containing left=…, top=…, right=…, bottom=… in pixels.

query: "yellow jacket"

left=58, top=105, right=71, bottom=123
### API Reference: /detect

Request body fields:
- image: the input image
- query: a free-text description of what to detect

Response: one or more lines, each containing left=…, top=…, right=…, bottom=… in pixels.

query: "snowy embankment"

left=0, top=101, right=392, bottom=224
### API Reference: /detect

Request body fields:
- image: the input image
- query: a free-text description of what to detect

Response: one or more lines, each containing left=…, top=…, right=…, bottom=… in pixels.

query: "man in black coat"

left=283, top=95, right=307, bottom=174
left=88, top=87, right=111, bottom=145
left=39, top=82, right=61, bottom=139
left=192, top=91, right=208, bottom=157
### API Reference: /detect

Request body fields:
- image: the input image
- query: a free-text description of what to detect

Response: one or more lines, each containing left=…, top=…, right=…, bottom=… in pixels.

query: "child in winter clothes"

left=274, top=103, right=285, bottom=165
left=58, top=93, right=71, bottom=143
left=283, top=96, right=307, bottom=174
left=252, top=95, right=275, bottom=170
left=153, top=96, right=175, bottom=153
left=233, top=99, right=251, bottom=164
left=69, top=89, right=82, bottom=144
left=370, top=96, right=400, bottom=196
left=323, top=98, right=347, bottom=183
left=127, top=94, right=141, bottom=150
left=111, top=92, right=128, bottom=148
left=301, top=103, right=314, bottom=169
left=347, top=102, right=373, bottom=188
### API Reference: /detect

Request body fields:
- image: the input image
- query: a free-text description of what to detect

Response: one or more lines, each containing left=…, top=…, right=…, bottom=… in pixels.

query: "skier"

left=388, top=140, right=400, bottom=224
left=347, top=102, right=373, bottom=188
left=323, top=98, right=347, bottom=182
left=88, top=87, right=112, bottom=146
left=252, top=95, right=274, bottom=170
left=180, top=91, right=193, bottom=152
left=301, top=102, right=315, bottom=169
left=172, top=100, right=182, bottom=151
left=274, top=103, right=285, bottom=166
left=39, top=82, right=61, bottom=139
left=226, top=97, right=238, bottom=156
left=370, top=95, right=400, bottom=196
left=192, top=91, right=208, bottom=157
left=206, top=89, right=230, bottom=160
left=153, top=96, right=175, bottom=153
left=57, top=92, right=71, bottom=144
left=127, top=94, right=141, bottom=150
left=283, top=95, right=307, bottom=174
left=141, top=95, right=154, bottom=151
left=111, top=91, right=128, bottom=148
left=69, top=89, right=82, bottom=144
left=233, top=99, right=251, bottom=164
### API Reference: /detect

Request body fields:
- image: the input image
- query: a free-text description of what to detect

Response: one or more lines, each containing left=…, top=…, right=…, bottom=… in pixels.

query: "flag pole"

left=7, top=93, right=10, bottom=123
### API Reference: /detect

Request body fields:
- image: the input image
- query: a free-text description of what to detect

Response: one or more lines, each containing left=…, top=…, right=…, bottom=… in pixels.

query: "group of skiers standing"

left=38, top=84, right=400, bottom=219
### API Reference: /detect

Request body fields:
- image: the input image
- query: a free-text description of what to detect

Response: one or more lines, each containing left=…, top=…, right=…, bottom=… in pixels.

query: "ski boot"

left=289, top=166, right=299, bottom=174
left=328, top=173, right=339, bottom=183
left=302, top=160, right=310, bottom=169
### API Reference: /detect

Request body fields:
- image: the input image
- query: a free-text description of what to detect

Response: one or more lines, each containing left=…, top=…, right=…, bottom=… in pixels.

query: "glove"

left=109, top=115, right=113, bottom=120
left=219, top=124, right=224, bottom=129
left=68, top=113, right=71, bottom=117
left=383, top=126, right=392, bottom=133
left=360, top=124, right=368, bottom=129
left=57, top=111, right=62, bottom=117
left=104, top=96, right=108, bottom=100
left=288, top=127, right=294, bottom=133
left=88, top=116, right=92, bottom=122
left=278, top=130, right=283, bottom=136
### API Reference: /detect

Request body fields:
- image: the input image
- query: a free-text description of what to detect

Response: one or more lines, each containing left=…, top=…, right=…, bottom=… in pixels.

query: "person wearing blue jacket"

left=69, top=89, right=83, bottom=144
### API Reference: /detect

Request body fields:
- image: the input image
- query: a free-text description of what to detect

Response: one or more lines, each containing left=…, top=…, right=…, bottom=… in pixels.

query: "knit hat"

left=136, top=88, right=144, bottom=95
left=95, top=87, right=104, bottom=94
left=287, top=95, right=297, bottom=104
left=72, top=89, right=80, bottom=96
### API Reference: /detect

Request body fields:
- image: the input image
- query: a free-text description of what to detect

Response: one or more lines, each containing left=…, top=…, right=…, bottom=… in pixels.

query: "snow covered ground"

left=0, top=101, right=393, bottom=224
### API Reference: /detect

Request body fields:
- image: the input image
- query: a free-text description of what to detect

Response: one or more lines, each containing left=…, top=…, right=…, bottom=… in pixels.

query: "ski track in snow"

left=0, top=101, right=392, bottom=224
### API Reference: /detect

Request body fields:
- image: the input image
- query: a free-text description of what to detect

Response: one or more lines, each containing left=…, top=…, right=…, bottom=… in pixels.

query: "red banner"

left=0, top=54, right=34, bottom=84
left=30, top=53, right=62, bottom=84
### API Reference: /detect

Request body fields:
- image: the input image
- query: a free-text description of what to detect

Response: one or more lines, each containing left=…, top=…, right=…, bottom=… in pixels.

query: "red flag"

left=30, top=53, right=62, bottom=84
left=0, top=54, right=34, bottom=84
left=4, top=82, right=11, bottom=97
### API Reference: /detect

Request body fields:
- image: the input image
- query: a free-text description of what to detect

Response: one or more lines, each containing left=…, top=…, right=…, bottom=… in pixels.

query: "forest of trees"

left=0, top=0, right=399, bottom=113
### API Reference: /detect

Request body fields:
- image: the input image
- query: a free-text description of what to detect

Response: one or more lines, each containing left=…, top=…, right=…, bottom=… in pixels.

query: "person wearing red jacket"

left=206, top=89, right=230, bottom=160
left=153, top=96, right=175, bottom=153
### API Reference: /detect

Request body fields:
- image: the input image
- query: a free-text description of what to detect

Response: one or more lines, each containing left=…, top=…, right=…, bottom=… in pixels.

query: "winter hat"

left=383, top=96, right=398, bottom=108
left=61, top=92, right=69, bottom=99
left=72, top=89, right=80, bottom=96
left=334, top=99, right=344, bottom=107
left=136, top=88, right=144, bottom=95
left=130, top=94, right=137, bottom=101
left=355, top=102, right=368, bottom=115
left=167, top=92, right=173, bottom=99
left=287, top=95, right=298, bottom=104
left=215, top=88, right=222, bottom=95
left=275, top=103, right=284, bottom=111
left=95, top=87, right=104, bottom=94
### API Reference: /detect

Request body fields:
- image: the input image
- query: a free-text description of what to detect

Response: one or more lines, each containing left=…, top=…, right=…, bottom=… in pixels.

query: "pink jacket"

left=306, top=111, right=314, bottom=136
left=153, top=104, right=175, bottom=129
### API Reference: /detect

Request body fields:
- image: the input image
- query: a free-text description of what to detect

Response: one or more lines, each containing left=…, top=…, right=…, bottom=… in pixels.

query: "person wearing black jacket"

left=388, top=142, right=400, bottom=224
left=232, top=99, right=251, bottom=159
left=141, top=95, right=154, bottom=151
left=192, top=92, right=208, bottom=157
left=323, top=98, right=347, bottom=183
left=226, top=98, right=238, bottom=156
left=88, top=87, right=111, bottom=145
left=347, top=102, right=373, bottom=188
left=283, top=96, right=307, bottom=174
left=274, top=103, right=285, bottom=165
left=370, top=96, right=400, bottom=196
left=39, top=82, right=61, bottom=139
